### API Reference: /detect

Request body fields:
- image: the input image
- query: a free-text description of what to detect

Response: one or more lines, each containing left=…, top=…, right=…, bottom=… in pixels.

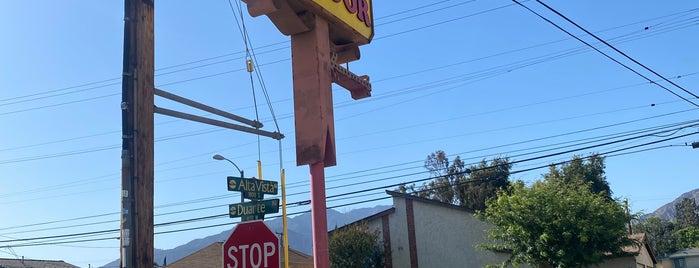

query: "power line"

left=3, top=119, right=696, bottom=238
left=4, top=128, right=696, bottom=248
left=2, top=8, right=695, bottom=120
left=1, top=104, right=695, bottom=208
left=512, top=0, right=699, bottom=108
left=0, top=0, right=480, bottom=107
left=534, top=0, right=699, bottom=99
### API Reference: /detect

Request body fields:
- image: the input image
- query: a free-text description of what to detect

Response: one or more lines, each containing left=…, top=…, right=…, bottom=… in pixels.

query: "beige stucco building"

left=352, top=190, right=517, bottom=267
left=342, top=190, right=655, bottom=268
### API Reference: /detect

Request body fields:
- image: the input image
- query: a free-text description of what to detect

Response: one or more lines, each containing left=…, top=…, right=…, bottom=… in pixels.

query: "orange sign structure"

left=240, top=1, right=373, bottom=267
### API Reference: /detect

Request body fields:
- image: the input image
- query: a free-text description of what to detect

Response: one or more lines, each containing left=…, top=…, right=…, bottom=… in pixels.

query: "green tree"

left=481, top=179, right=632, bottom=268
left=544, top=154, right=612, bottom=200
left=675, top=197, right=699, bottom=229
left=329, top=221, right=385, bottom=268
left=634, top=216, right=677, bottom=256
left=458, top=157, right=511, bottom=211
left=398, top=150, right=510, bottom=210
left=420, top=150, right=459, bottom=203
left=673, top=227, right=699, bottom=249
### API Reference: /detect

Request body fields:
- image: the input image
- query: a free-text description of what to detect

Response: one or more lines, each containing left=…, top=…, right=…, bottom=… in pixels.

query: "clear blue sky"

left=1, top=1, right=698, bottom=267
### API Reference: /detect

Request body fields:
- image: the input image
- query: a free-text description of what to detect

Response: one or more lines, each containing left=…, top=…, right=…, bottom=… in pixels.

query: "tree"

left=481, top=179, right=632, bottom=268
left=398, top=150, right=510, bottom=210
left=634, top=216, right=677, bottom=256
left=458, top=157, right=511, bottom=211
left=674, top=227, right=699, bottom=249
left=675, top=197, right=699, bottom=229
left=329, top=221, right=385, bottom=268
left=544, top=154, right=612, bottom=200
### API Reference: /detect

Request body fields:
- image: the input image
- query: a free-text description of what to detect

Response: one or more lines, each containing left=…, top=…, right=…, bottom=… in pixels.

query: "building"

left=592, top=233, right=656, bottom=268
left=165, top=242, right=313, bottom=268
left=657, top=248, right=699, bottom=268
left=0, top=257, right=80, bottom=268
left=348, top=190, right=517, bottom=267
left=338, top=190, right=655, bottom=268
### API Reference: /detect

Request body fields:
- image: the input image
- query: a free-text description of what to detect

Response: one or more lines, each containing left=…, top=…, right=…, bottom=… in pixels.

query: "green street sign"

left=229, top=199, right=280, bottom=218
left=227, top=177, right=278, bottom=195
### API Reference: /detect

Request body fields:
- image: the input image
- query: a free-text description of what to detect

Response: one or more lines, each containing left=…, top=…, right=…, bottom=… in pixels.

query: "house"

left=337, top=190, right=655, bottom=268
left=342, top=190, right=518, bottom=267
left=657, top=248, right=699, bottom=268
left=592, top=233, right=656, bottom=268
left=165, top=241, right=313, bottom=268
left=0, top=257, right=80, bottom=268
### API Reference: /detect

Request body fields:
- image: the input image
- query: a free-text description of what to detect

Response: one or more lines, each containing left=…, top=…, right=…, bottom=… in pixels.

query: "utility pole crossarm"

left=153, top=106, right=284, bottom=140
left=154, top=88, right=263, bottom=128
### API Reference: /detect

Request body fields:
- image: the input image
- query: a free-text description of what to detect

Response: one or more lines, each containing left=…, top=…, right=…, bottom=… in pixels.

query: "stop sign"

left=223, top=221, right=280, bottom=268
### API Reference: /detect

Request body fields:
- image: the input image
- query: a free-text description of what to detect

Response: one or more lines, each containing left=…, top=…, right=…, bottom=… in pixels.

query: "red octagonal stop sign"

left=223, top=221, right=280, bottom=268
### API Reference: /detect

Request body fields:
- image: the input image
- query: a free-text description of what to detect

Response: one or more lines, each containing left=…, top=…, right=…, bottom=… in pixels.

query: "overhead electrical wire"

left=4, top=127, right=697, bottom=249
left=533, top=0, right=699, bottom=100
left=4, top=1, right=694, bottom=114
left=2, top=59, right=695, bottom=164
left=512, top=0, right=699, bottom=108
left=1, top=8, right=695, bottom=122
left=5, top=1, right=699, bottom=247
left=1, top=104, right=696, bottom=208
left=3, top=119, right=697, bottom=240
left=0, top=0, right=476, bottom=106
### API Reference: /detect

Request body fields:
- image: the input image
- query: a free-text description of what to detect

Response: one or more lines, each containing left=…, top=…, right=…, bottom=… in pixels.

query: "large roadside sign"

left=223, top=221, right=280, bottom=268
left=302, top=0, right=374, bottom=44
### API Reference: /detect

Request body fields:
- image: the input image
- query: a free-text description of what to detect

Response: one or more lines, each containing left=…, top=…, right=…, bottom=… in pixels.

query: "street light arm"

left=213, top=154, right=244, bottom=177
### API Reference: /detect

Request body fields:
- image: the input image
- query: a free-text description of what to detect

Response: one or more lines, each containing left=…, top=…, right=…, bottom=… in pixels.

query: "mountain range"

left=643, top=188, right=699, bottom=221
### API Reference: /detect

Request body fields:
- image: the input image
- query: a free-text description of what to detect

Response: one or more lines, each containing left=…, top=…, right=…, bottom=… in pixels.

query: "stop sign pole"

left=223, top=221, right=280, bottom=268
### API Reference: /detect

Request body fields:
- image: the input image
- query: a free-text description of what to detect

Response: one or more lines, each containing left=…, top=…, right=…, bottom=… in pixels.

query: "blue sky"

left=1, top=1, right=698, bottom=267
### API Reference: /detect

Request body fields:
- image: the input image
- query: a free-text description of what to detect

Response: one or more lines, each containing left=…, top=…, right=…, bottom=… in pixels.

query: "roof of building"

left=619, top=233, right=657, bottom=264
left=668, top=248, right=699, bottom=259
left=386, top=190, right=478, bottom=213
left=331, top=190, right=478, bottom=234
left=0, top=258, right=80, bottom=268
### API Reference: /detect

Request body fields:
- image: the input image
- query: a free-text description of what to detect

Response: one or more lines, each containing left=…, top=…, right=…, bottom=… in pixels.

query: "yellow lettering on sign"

left=313, top=0, right=374, bottom=40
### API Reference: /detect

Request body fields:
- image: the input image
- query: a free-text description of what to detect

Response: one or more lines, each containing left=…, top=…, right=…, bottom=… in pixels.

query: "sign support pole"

left=309, top=162, right=330, bottom=268
left=290, top=14, right=334, bottom=268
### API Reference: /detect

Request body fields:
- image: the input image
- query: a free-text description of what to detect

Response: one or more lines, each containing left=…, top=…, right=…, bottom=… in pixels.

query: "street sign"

left=223, top=221, right=279, bottom=268
left=229, top=199, right=280, bottom=218
left=227, top=177, right=279, bottom=195
left=241, top=214, right=265, bottom=222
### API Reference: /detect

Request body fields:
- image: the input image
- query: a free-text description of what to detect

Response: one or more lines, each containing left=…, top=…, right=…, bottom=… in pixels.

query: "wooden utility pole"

left=120, top=0, right=155, bottom=267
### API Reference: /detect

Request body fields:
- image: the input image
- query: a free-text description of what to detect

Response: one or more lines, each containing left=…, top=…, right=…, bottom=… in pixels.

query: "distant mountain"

left=645, top=188, right=699, bottom=221
left=99, top=205, right=390, bottom=268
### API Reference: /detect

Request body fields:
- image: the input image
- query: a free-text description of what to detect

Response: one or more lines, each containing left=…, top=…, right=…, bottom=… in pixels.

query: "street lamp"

left=213, top=154, right=244, bottom=178
left=692, top=141, right=699, bottom=149
left=213, top=154, right=244, bottom=203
